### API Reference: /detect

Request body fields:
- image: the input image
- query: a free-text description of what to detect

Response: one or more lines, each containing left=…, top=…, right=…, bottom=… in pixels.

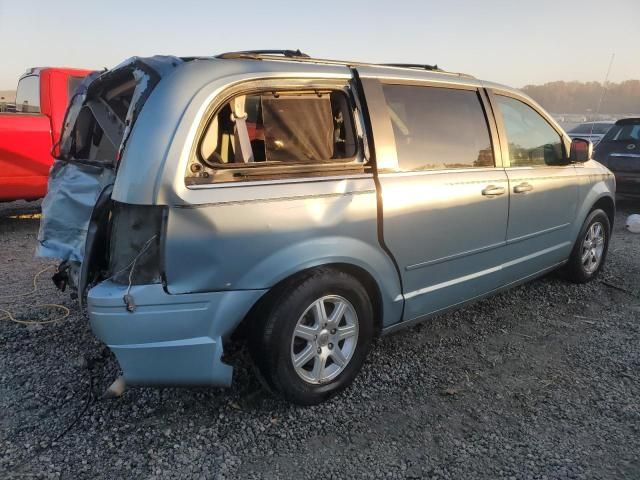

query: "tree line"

left=521, top=80, right=640, bottom=114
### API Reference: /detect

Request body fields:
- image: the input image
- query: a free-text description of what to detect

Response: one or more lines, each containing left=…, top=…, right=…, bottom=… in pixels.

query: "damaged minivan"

left=38, top=51, right=616, bottom=405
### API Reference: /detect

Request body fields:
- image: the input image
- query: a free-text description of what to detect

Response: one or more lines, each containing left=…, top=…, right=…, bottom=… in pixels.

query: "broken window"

left=64, top=73, right=138, bottom=165
left=187, top=89, right=360, bottom=184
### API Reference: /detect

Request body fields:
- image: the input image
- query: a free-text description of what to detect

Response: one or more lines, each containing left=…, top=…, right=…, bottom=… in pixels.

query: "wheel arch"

left=326, top=262, right=384, bottom=336
left=572, top=184, right=615, bottom=243
left=591, top=195, right=615, bottom=231
left=230, top=234, right=403, bottom=327
left=233, top=262, right=389, bottom=342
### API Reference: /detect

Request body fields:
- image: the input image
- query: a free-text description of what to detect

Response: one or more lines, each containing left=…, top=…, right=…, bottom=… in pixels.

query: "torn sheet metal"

left=103, top=56, right=183, bottom=161
left=36, top=56, right=183, bottom=265
left=37, top=70, right=117, bottom=264
left=36, top=161, right=115, bottom=262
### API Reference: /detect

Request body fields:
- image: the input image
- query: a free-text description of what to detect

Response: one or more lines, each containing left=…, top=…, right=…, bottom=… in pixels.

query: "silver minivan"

left=37, top=51, right=615, bottom=405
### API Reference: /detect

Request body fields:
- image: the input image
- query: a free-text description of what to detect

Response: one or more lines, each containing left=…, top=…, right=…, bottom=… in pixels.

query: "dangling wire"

left=0, top=265, right=71, bottom=325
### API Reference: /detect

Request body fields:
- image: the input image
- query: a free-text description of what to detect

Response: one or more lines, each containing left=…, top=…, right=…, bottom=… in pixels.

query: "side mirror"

left=570, top=138, right=593, bottom=163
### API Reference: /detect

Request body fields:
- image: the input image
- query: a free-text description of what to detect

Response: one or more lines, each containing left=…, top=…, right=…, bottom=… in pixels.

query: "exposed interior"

left=187, top=89, right=361, bottom=184
left=68, top=73, right=137, bottom=165
left=44, top=68, right=162, bottom=297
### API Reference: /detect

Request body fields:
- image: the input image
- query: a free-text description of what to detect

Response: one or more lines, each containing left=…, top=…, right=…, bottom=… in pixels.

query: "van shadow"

left=0, top=199, right=42, bottom=218
left=0, top=200, right=42, bottom=233
left=616, top=195, right=640, bottom=213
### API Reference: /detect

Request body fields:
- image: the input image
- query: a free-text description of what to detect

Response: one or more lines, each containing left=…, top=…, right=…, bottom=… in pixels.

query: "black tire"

left=248, top=267, right=374, bottom=405
left=562, top=209, right=611, bottom=283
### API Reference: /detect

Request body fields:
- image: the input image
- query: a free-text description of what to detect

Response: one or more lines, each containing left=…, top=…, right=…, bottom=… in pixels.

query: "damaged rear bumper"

left=87, top=281, right=266, bottom=386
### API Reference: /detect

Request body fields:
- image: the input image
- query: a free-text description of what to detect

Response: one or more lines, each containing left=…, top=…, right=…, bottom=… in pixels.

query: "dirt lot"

left=1, top=199, right=639, bottom=479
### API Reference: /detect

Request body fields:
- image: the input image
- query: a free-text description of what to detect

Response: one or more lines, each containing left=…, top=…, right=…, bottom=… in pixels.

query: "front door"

left=358, top=73, right=509, bottom=322
left=490, top=92, right=578, bottom=282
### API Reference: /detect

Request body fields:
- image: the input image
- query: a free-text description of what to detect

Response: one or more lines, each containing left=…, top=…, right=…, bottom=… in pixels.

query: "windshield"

left=600, top=123, right=640, bottom=143
left=569, top=123, right=613, bottom=135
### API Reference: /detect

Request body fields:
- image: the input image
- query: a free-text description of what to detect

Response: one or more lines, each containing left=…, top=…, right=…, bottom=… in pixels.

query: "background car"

left=568, top=121, right=615, bottom=146
left=593, top=117, right=640, bottom=196
left=0, top=67, right=92, bottom=202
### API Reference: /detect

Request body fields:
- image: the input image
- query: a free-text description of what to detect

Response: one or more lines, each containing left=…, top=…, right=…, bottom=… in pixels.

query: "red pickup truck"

left=0, top=67, right=92, bottom=202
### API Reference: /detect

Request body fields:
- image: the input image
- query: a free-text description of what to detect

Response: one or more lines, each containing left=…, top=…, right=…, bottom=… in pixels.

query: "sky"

left=1, top=0, right=639, bottom=90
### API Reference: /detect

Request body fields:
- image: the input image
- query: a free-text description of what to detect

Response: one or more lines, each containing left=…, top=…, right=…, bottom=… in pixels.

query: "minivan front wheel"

left=563, top=209, right=611, bottom=283
left=249, top=268, right=374, bottom=405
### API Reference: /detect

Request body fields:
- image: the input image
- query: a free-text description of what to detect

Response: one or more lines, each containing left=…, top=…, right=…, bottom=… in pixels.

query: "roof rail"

left=216, top=49, right=310, bottom=60
left=214, top=51, right=475, bottom=78
left=615, top=117, right=640, bottom=125
left=381, top=63, right=441, bottom=72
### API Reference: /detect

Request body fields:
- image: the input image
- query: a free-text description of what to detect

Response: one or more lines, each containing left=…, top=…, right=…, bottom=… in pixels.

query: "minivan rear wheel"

left=249, top=267, right=374, bottom=405
left=562, top=209, right=610, bottom=283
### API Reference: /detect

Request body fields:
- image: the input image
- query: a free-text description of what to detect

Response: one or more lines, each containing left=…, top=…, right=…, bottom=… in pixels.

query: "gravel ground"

left=1, top=198, right=639, bottom=479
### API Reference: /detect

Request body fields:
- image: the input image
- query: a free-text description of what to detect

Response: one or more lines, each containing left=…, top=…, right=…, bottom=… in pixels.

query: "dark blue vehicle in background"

left=594, top=118, right=640, bottom=196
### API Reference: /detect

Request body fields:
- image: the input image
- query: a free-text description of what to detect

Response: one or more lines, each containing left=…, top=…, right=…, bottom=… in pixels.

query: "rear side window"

left=67, top=74, right=138, bottom=164
left=601, top=123, right=640, bottom=142
left=381, top=84, right=495, bottom=171
left=496, top=95, right=564, bottom=167
left=15, top=75, right=40, bottom=113
left=188, top=89, right=359, bottom=184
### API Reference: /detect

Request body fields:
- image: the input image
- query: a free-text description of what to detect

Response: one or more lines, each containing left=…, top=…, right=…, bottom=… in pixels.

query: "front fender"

left=572, top=164, right=615, bottom=241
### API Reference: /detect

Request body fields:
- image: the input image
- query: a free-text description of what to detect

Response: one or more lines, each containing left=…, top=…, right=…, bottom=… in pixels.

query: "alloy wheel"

left=290, top=295, right=359, bottom=384
left=581, top=221, right=605, bottom=274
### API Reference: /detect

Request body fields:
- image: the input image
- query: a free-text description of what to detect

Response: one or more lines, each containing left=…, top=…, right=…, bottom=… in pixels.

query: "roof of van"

left=214, top=49, right=472, bottom=76
left=178, top=50, right=520, bottom=96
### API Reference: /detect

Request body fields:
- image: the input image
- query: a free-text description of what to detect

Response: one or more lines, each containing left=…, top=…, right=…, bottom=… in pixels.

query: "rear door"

left=358, top=71, right=509, bottom=322
left=489, top=91, right=577, bottom=282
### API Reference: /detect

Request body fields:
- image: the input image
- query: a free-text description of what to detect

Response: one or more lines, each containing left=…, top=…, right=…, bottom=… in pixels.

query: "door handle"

left=513, top=182, right=533, bottom=194
left=481, top=185, right=506, bottom=197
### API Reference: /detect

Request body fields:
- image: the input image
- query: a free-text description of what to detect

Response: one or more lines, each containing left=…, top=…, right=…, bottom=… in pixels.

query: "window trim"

left=487, top=88, right=571, bottom=169
left=186, top=78, right=367, bottom=187
left=376, top=165, right=503, bottom=179
left=369, top=79, right=504, bottom=173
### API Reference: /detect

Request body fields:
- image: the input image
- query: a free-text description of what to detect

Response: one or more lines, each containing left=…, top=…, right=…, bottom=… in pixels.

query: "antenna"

left=590, top=53, right=615, bottom=137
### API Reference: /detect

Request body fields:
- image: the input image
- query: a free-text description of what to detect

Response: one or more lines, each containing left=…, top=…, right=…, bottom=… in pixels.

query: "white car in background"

left=568, top=121, right=615, bottom=146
